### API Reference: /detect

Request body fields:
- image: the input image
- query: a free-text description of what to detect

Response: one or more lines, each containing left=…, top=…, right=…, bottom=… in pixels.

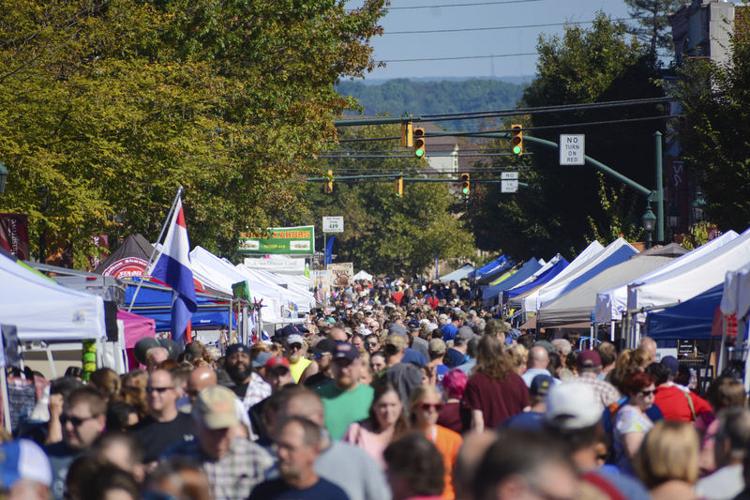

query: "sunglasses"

left=640, top=389, right=656, bottom=397
left=146, top=386, right=174, bottom=394
left=288, top=343, right=303, bottom=350
left=60, top=414, right=97, bottom=427
left=419, top=403, right=444, bottom=412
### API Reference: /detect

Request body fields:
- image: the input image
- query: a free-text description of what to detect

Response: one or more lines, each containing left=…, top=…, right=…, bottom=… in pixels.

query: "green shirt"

left=317, top=383, right=374, bottom=440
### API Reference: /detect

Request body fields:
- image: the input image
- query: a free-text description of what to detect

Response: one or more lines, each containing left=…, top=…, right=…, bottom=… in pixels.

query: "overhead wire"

left=382, top=18, right=635, bottom=35
left=386, top=0, right=545, bottom=10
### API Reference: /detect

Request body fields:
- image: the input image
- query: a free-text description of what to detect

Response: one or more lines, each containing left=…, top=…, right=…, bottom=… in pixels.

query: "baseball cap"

left=545, top=382, right=603, bottom=430
left=530, top=374, right=554, bottom=398
left=456, top=326, right=476, bottom=342
left=193, top=386, right=239, bottom=430
left=286, top=334, right=304, bottom=346
left=429, top=338, right=447, bottom=356
left=312, top=338, right=338, bottom=356
left=251, top=351, right=272, bottom=368
left=225, top=343, right=251, bottom=357
left=265, top=356, right=290, bottom=370
left=385, top=334, right=407, bottom=351
left=577, top=350, right=602, bottom=369
left=333, top=342, right=360, bottom=362
left=660, top=355, right=679, bottom=376
left=0, top=439, right=52, bottom=489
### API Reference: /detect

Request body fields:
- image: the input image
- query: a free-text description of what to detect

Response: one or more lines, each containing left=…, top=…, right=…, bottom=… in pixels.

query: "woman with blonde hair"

left=636, top=420, right=699, bottom=500
left=409, top=385, right=462, bottom=500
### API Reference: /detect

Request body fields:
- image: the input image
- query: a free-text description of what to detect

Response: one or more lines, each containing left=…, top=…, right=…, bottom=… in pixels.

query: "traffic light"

left=511, top=124, right=523, bottom=155
left=459, top=173, right=470, bottom=196
left=324, top=169, right=334, bottom=194
left=401, top=122, right=414, bottom=148
left=413, top=127, right=426, bottom=158
left=395, top=176, right=404, bottom=197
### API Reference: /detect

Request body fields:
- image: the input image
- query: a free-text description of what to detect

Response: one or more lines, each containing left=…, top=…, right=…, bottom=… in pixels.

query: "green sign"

left=238, top=225, right=315, bottom=255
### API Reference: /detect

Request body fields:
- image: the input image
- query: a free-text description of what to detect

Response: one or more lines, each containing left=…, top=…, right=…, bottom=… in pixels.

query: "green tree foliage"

left=466, top=14, right=666, bottom=259
left=675, top=15, right=750, bottom=231
left=624, top=0, right=688, bottom=55
left=336, top=78, right=526, bottom=131
left=302, top=124, right=474, bottom=276
left=0, top=0, right=385, bottom=265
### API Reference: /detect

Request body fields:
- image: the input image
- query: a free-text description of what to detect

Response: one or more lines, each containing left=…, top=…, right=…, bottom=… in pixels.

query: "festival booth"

left=646, top=285, right=723, bottom=341
left=504, top=255, right=569, bottom=304
left=538, top=255, right=673, bottom=330
left=439, top=265, right=474, bottom=283
left=626, top=229, right=750, bottom=348
left=594, top=231, right=740, bottom=325
left=353, top=270, right=374, bottom=282
left=471, top=255, right=514, bottom=284
left=481, top=258, right=543, bottom=307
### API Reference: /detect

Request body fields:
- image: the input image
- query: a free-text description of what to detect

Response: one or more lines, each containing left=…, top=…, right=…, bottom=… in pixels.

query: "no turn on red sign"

left=559, top=134, right=585, bottom=166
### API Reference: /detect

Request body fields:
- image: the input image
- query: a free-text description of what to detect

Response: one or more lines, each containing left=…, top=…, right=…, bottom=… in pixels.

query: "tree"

left=675, top=14, right=750, bottom=231
left=467, top=14, right=666, bottom=259
left=302, top=124, right=475, bottom=276
left=625, top=0, right=688, bottom=56
left=0, top=0, right=385, bottom=266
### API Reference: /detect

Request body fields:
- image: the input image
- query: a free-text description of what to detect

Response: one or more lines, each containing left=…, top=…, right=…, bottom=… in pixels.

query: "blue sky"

left=347, top=0, right=631, bottom=80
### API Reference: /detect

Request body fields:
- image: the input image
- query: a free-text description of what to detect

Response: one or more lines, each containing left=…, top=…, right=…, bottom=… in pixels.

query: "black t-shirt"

left=303, top=372, right=333, bottom=391
left=249, top=477, right=349, bottom=500
left=131, top=412, right=196, bottom=462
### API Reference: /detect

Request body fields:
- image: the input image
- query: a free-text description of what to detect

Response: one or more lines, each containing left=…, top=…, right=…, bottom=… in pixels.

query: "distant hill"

left=336, top=78, right=527, bottom=131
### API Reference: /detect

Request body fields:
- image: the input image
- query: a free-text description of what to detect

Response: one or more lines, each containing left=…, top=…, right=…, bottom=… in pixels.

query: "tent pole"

left=718, top=314, right=727, bottom=376
left=0, top=370, right=11, bottom=434
left=127, top=186, right=183, bottom=312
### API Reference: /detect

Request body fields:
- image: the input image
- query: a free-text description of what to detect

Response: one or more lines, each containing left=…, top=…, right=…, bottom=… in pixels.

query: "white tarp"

left=353, top=270, right=374, bottom=281
left=522, top=241, right=605, bottom=312
left=235, top=265, right=312, bottom=317
left=439, top=265, right=474, bottom=283
left=0, top=254, right=105, bottom=341
left=594, top=230, right=739, bottom=323
left=628, top=229, right=750, bottom=315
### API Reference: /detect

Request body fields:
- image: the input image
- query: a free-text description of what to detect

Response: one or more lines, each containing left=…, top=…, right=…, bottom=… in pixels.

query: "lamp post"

left=692, top=189, right=706, bottom=223
left=0, top=162, right=7, bottom=194
left=642, top=206, right=657, bottom=249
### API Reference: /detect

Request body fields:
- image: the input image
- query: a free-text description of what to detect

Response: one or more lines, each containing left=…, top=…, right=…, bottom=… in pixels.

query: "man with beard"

left=223, top=343, right=271, bottom=412
left=249, top=416, right=348, bottom=500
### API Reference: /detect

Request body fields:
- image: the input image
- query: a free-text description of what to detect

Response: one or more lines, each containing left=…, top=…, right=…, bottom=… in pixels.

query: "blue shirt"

left=503, top=411, right=545, bottom=431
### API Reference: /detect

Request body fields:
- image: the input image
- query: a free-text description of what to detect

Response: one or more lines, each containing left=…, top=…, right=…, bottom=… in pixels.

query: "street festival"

left=4, top=0, right=750, bottom=499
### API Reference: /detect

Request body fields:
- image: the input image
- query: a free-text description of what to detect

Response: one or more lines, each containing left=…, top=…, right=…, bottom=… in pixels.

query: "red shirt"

left=654, top=384, right=713, bottom=422
left=392, top=291, right=404, bottom=305
left=463, top=371, right=529, bottom=428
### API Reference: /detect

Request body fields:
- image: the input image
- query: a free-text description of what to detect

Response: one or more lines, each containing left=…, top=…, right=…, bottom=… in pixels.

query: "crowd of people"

left=1, top=277, right=750, bottom=500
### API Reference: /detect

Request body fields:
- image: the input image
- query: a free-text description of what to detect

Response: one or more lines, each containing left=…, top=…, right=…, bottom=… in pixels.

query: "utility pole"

left=655, top=131, right=664, bottom=243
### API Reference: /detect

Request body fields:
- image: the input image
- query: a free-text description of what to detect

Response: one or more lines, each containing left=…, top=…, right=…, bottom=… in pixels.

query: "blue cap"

left=530, top=374, right=554, bottom=397
left=660, top=355, right=679, bottom=376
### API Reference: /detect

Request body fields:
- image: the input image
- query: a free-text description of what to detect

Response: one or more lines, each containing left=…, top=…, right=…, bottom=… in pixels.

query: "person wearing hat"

left=223, top=343, right=271, bottom=412
left=504, top=374, right=554, bottom=431
left=316, top=343, right=374, bottom=440
left=428, top=338, right=449, bottom=384
left=1, top=439, right=52, bottom=500
left=168, top=386, right=274, bottom=499
left=284, top=333, right=313, bottom=384
left=444, top=327, right=473, bottom=368
left=573, top=350, right=621, bottom=408
left=303, top=338, right=337, bottom=391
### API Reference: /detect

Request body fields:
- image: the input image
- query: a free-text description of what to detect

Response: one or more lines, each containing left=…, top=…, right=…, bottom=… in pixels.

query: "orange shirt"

left=426, top=424, right=463, bottom=499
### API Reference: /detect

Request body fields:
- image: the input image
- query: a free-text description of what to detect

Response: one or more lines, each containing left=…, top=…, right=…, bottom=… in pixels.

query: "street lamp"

left=642, top=206, right=657, bottom=249
left=0, top=162, right=7, bottom=194
left=692, top=189, right=706, bottom=223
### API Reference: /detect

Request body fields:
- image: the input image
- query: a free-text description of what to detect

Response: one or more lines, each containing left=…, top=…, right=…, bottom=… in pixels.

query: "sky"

left=347, top=0, right=632, bottom=80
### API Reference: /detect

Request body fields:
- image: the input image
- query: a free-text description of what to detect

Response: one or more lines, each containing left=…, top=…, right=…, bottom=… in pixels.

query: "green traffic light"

left=416, top=149, right=425, bottom=158
left=513, top=145, right=522, bottom=155
left=462, top=186, right=469, bottom=195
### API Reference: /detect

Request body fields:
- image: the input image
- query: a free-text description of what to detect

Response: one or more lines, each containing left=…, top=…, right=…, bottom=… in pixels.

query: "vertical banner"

left=0, top=214, right=29, bottom=259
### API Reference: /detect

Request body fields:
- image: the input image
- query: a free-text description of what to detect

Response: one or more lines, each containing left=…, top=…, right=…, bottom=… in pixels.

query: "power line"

left=387, top=0, right=545, bottom=10
left=383, top=18, right=633, bottom=35
left=381, top=52, right=537, bottom=63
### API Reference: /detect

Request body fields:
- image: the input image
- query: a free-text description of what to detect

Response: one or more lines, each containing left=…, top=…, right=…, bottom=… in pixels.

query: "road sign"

left=560, top=134, right=585, bottom=165
left=501, top=171, right=519, bottom=180
left=501, top=180, right=519, bottom=193
left=322, top=216, right=344, bottom=233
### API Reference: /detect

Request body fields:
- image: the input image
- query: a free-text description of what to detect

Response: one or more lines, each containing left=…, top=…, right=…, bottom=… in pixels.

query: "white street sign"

left=501, top=171, right=519, bottom=180
left=322, top=216, right=344, bottom=233
left=560, top=134, right=585, bottom=166
left=501, top=180, right=519, bottom=193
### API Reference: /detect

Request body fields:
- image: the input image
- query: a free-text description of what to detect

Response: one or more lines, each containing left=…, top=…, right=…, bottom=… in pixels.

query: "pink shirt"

left=343, top=421, right=389, bottom=468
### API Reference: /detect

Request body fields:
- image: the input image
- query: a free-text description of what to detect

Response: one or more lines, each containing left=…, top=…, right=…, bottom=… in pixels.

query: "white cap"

left=545, top=382, right=603, bottom=430
left=0, top=439, right=52, bottom=488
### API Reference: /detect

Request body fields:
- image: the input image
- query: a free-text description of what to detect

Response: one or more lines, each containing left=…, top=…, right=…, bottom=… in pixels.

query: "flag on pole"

left=148, top=196, right=197, bottom=342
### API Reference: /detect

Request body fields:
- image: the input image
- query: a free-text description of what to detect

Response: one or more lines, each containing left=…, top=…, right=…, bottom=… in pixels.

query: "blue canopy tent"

left=645, top=284, right=723, bottom=341
left=125, top=281, right=236, bottom=332
left=503, top=257, right=570, bottom=302
left=472, top=255, right=514, bottom=284
left=481, top=258, right=542, bottom=307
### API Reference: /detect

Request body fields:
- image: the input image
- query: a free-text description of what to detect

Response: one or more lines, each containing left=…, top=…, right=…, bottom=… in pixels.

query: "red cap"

left=265, top=356, right=290, bottom=369
left=577, top=350, right=602, bottom=369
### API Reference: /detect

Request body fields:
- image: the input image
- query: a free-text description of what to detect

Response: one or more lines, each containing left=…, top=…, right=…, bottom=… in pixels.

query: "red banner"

left=0, top=214, right=29, bottom=260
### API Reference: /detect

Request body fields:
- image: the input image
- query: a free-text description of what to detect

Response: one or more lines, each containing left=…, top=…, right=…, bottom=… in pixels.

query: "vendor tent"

left=539, top=255, right=672, bottom=326
left=95, top=234, right=153, bottom=278
left=627, top=229, right=750, bottom=315
left=504, top=255, right=569, bottom=303
left=439, top=265, right=474, bottom=283
left=353, top=270, right=373, bottom=281
left=0, top=252, right=105, bottom=341
left=594, top=231, right=739, bottom=323
left=117, top=309, right=156, bottom=348
left=646, top=284, right=723, bottom=341
left=482, top=259, right=542, bottom=306
left=472, top=255, right=512, bottom=283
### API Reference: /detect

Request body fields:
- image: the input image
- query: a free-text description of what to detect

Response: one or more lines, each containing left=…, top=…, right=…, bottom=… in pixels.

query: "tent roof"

left=641, top=243, right=688, bottom=257
left=594, top=230, right=740, bottom=323
left=353, top=270, right=373, bottom=281
left=95, top=234, right=153, bottom=275
left=439, top=264, right=474, bottom=283
left=472, top=255, right=509, bottom=282
left=539, top=256, right=673, bottom=326
left=504, top=255, right=569, bottom=302
left=646, top=284, right=723, bottom=341
left=628, top=229, right=750, bottom=313
left=0, top=253, right=105, bottom=341
left=482, top=259, right=542, bottom=305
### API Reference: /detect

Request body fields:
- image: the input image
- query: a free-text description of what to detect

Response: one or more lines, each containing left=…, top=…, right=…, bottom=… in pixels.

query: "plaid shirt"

left=574, top=372, right=621, bottom=408
left=242, top=372, right=272, bottom=411
left=169, top=438, right=273, bottom=500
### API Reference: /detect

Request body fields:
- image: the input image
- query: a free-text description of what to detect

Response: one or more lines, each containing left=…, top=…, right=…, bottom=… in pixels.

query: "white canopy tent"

left=0, top=254, right=105, bottom=341
left=594, top=230, right=739, bottom=323
left=243, top=268, right=314, bottom=313
left=438, top=265, right=474, bottom=283
left=235, top=264, right=310, bottom=319
left=520, top=241, right=605, bottom=312
left=353, top=270, right=373, bottom=281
